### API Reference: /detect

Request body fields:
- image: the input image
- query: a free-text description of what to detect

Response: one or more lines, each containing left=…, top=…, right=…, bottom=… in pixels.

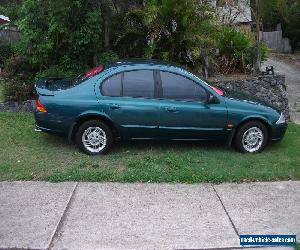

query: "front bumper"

left=271, top=123, right=288, bottom=141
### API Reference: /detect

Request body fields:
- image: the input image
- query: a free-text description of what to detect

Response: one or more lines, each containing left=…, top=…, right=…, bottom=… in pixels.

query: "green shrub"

left=216, top=27, right=269, bottom=74
left=36, top=51, right=119, bottom=79
left=123, top=0, right=217, bottom=72
left=0, top=42, right=13, bottom=68
left=98, top=51, right=119, bottom=65
left=243, top=41, right=269, bottom=69
left=1, top=55, right=35, bottom=101
left=217, top=27, right=251, bottom=61
left=17, top=0, right=103, bottom=72
left=3, top=80, right=34, bottom=102
left=36, top=64, right=86, bottom=79
left=283, top=1, right=300, bottom=51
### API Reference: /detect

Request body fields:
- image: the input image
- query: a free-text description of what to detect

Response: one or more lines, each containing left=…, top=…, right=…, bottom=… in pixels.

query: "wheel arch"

left=68, top=113, right=119, bottom=142
left=230, top=117, right=272, bottom=146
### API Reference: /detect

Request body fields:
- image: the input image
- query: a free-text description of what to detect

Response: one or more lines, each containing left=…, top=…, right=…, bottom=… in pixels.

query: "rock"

left=0, top=100, right=36, bottom=113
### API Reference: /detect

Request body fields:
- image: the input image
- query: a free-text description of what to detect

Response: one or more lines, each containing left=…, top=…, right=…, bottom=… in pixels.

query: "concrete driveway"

left=262, top=53, right=300, bottom=124
left=0, top=181, right=299, bottom=250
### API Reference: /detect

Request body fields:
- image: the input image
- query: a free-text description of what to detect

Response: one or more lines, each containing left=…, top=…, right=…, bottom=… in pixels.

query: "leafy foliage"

left=0, top=42, right=13, bottom=68
left=2, top=80, right=35, bottom=102
left=98, top=50, right=119, bottom=65
left=283, top=1, right=300, bottom=51
left=110, top=0, right=218, bottom=71
left=0, top=1, right=21, bottom=25
left=111, top=9, right=148, bottom=58
left=16, top=0, right=103, bottom=76
left=0, top=0, right=274, bottom=102
left=1, top=55, right=35, bottom=101
left=259, top=0, right=300, bottom=50
left=141, top=0, right=218, bottom=70
left=260, top=0, right=284, bottom=29
left=216, top=27, right=269, bottom=74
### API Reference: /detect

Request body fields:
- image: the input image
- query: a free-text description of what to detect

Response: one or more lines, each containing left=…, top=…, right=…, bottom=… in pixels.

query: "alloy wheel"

left=242, top=126, right=264, bottom=152
left=82, top=126, right=107, bottom=153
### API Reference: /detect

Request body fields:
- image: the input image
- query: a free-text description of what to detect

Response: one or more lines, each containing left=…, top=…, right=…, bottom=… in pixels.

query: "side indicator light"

left=36, top=99, right=47, bottom=113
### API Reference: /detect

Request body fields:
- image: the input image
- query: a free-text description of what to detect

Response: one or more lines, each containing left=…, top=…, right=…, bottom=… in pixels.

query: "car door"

left=99, top=69, right=161, bottom=139
left=157, top=71, right=228, bottom=140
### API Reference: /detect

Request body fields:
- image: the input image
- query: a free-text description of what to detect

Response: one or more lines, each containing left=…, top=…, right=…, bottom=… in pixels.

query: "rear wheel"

left=234, top=121, right=268, bottom=153
left=76, top=120, right=113, bottom=155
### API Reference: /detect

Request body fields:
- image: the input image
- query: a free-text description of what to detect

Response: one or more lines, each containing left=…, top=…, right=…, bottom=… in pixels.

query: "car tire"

left=76, top=120, right=113, bottom=155
left=234, top=121, right=268, bottom=153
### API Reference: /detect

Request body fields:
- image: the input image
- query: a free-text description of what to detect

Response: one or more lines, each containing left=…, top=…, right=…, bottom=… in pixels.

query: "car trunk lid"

left=35, top=65, right=105, bottom=96
left=35, top=77, right=73, bottom=96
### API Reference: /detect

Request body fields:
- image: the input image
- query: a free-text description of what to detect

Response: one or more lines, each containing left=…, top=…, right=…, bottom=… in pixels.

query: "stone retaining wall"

left=210, top=75, right=290, bottom=120
left=0, top=100, right=35, bottom=112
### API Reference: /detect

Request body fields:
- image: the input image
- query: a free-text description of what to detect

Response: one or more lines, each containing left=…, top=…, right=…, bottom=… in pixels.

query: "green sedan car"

left=34, top=60, right=287, bottom=155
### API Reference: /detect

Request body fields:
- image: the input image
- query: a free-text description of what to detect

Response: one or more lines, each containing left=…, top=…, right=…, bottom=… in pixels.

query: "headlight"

left=276, top=112, right=286, bottom=124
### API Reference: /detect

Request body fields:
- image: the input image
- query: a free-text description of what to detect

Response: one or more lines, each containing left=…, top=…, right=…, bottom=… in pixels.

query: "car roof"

left=106, top=59, right=183, bottom=69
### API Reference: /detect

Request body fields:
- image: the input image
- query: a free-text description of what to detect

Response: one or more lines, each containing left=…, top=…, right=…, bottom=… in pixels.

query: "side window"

left=101, top=73, right=122, bottom=96
left=123, top=70, right=155, bottom=98
left=160, top=71, right=208, bottom=102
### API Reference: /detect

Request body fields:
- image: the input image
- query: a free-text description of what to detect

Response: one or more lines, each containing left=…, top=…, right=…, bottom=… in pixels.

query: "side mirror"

left=207, top=94, right=219, bottom=104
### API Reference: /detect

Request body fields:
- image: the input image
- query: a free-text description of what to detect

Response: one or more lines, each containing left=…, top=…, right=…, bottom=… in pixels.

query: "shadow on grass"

left=113, top=139, right=229, bottom=151
left=38, top=131, right=286, bottom=156
left=40, top=132, right=231, bottom=153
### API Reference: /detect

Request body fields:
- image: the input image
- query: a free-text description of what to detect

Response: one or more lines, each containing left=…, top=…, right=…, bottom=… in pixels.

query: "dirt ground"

left=262, top=53, right=300, bottom=124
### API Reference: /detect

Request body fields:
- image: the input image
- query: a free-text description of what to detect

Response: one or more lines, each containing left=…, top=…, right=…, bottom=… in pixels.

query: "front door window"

left=160, top=71, right=208, bottom=102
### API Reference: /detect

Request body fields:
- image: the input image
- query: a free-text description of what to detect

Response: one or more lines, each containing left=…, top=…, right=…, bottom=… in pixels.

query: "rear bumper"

left=34, top=111, right=70, bottom=136
left=271, top=123, right=288, bottom=141
left=35, top=125, right=64, bottom=136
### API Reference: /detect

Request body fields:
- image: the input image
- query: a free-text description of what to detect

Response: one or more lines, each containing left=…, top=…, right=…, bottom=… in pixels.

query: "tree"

left=16, top=0, right=103, bottom=76
left=282, top=0, right=300, bottom=51
left=0, top=1, right=22, bottom=26
left=258, top=0, right=300, bottom=51
left=136, top=0, right=218, bottom=76
left=220, top=0, right=264, bottom=73
left=252, top=0, right=262, bottom=73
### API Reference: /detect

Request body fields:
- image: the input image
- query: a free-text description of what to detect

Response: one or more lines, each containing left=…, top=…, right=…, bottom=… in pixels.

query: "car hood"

left=222, top=88, right=280, bottom=112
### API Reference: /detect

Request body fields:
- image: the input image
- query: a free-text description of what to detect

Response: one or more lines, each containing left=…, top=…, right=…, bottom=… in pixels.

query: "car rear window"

left=123, top=70, right=155, bottom=98
left=101, top=70, right=155, bottom=98
left=101, top=73, right=122, bottom=97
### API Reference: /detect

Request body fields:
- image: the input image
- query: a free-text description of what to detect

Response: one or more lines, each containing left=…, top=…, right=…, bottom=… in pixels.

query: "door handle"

left=165, top=107, right=178, bottom=113
left=109, top=104, right=121, bottom=110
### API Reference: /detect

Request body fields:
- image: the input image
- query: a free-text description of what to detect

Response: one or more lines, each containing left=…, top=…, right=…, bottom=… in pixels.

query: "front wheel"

left=76, top=120, right=113, bottom=155
left=234, top=121, right=269, bottom=153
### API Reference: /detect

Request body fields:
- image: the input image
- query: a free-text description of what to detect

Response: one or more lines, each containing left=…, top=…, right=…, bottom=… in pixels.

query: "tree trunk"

left=98, top=0, right=111, bottom=49
left=104, top=18, right=110, bottom=48
left=254, top=0, right=261, bottom=73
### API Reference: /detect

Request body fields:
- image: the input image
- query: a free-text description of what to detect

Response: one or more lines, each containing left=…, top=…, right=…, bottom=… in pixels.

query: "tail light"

left=36, top=98, right=47, bottom=113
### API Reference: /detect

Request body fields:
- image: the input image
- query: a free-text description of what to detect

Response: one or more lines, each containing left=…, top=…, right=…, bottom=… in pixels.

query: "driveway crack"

left=212, top=184, right=240, bottom=238
left=47, top=182, right=78, bottom=250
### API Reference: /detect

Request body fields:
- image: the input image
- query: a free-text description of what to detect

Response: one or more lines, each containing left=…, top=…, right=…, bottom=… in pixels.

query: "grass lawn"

left=0, top=112, right=299, bottom=183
